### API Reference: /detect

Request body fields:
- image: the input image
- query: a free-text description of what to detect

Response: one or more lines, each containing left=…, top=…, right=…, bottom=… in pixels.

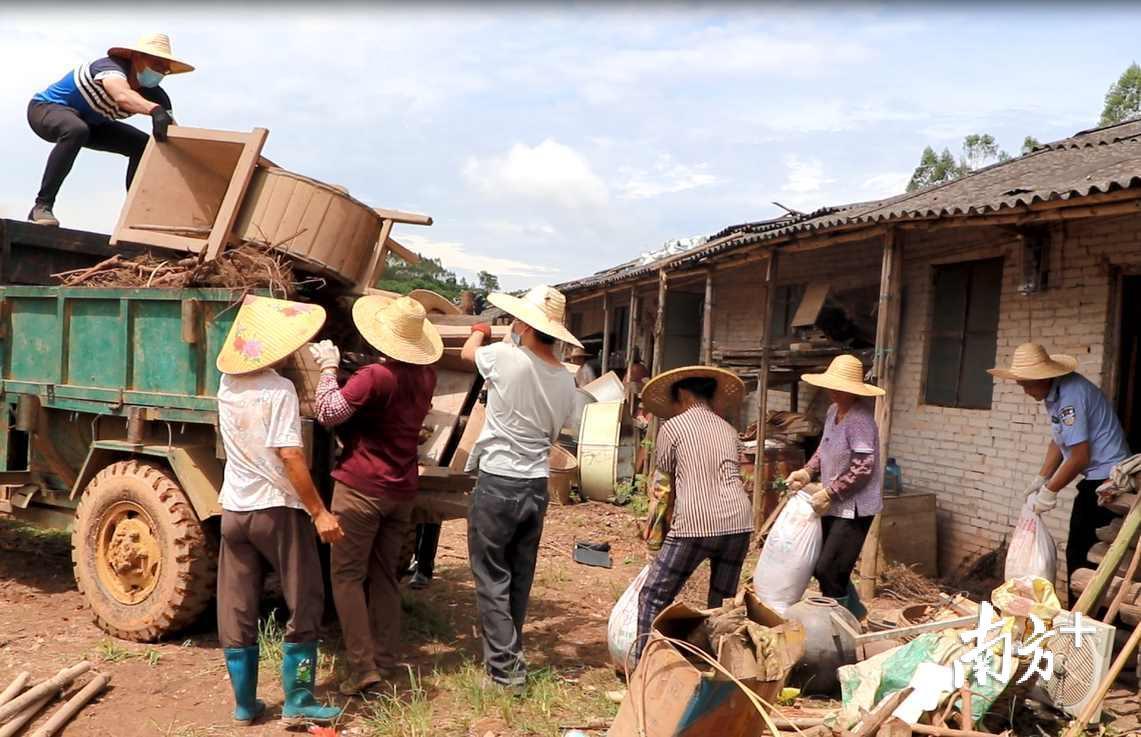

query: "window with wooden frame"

left=924, top=257, right=1004, bottom=409
left=769, top=284, right=806, bottom=340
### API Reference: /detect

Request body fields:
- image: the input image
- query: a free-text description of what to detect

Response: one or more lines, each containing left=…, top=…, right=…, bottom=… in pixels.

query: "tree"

left=375, top=254, right=469, bottom=300
left=1021, top=136, right=1041, bottom=155
left=1100, top=62, right=1141, bottom=126
left=477, top=271, right=500, bottom=293
left=906, top=133, right=1017, bottom=192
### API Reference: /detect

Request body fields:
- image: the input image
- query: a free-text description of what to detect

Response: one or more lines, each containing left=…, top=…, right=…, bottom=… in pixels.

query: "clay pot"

left=783, top=596, right=861, bottom=695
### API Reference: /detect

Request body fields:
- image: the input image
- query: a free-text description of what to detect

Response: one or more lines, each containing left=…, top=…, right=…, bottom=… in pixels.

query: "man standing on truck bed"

left=460, top=286, right=580, bottom=692
left=214, top=295, right=344, bottom=727
left=309, top=295, right=441, bottom=696
left=27, top=33, right=190, bottom=227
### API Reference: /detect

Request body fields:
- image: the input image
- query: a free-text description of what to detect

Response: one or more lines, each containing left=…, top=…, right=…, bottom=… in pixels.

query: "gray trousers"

left=467, top=471, right=549, bottom=685
left=217, top=507, right=324, bottom=649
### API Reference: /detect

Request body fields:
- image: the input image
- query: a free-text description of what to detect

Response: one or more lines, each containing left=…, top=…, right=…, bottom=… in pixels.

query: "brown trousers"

left=217, top=507, right=324, bottom=649
left=329, top=482, right=412, bottom=678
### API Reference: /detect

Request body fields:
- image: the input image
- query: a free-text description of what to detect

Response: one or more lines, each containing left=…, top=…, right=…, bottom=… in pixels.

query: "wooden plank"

left=203, top=127, right=268, bottom=261
left=384, top=236, right=420, bottom=265
left=437, top=323, right=510, bottom=343
left=359, top=218, right=395, bottom=291
left=753, top=251, right=779, bottom=533
left=790, top=282, right=829, bottom=328
left=418, top=369, right=477, bottom=466
left=448, top=402, right=486, bottom=473
left=372, top=207, right=433, bottom=226
left=853, top=615, right=977, bottom=645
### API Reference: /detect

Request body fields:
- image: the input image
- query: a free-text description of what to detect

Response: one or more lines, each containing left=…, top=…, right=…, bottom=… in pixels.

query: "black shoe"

left=28, top=204, right=59, bottom=227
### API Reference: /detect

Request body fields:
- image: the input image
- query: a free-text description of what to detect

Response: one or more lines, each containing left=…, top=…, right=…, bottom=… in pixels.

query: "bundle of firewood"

left=0, top=661, right=109, bottom=736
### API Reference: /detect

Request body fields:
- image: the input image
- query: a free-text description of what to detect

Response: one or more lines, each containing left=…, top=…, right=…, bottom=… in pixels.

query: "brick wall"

left=889, top=213, right=1141, bottom=580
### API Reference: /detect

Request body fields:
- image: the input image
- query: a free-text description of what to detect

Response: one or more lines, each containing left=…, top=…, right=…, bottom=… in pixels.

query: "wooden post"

left=651, top=270, right=668, bottom=376
left=601, top=291, right=611, bottom=375
left=625, top=288, right=638, bottom=379
left=701, top=270, right=714, bottom=365
left=859, top=227, right=902, bottom=601
left=753, top=251, right=780, bottom=534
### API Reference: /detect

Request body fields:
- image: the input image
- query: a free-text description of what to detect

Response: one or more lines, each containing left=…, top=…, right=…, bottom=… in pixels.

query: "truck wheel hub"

left=96, top=502, right=161, bottom=605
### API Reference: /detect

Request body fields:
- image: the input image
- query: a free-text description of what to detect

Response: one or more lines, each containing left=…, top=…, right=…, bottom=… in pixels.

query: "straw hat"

left=567, top=346, right=592, bottom=361
left=408, top=289, right=461, bottom=316
left=108, top=33, right=194, bottom=74
left=216, top=295, right=326, bottom=375
left=988, top=343, right=1077, bottom=381
left=488, top=285, right=582, bottom=348
left=352, top=295, right=443, bottom=365
left=640, top=366, right=746, bottom=420
left=801, top=355, right=884, bottom=397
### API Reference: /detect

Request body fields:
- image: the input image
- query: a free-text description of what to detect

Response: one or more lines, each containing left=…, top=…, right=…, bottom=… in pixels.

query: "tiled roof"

left=558, top=120, right=1141, bottom=294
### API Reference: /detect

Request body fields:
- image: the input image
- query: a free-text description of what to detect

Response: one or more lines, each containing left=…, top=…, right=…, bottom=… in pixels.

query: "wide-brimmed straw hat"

left=216, top=295, right=326, bottom=375
left=988, top=343, right=1077, bottom=381
left=802, top=355, right=884, bottom=397
left=407, top=289, right=461, bottom=316
left=567, top=346, right=592, bottom=360
left=640, top=366, right=746, bottom=420
left=352, top=295, right=443, bottom=365
left=108, top=33, right=194, bottom=74
left=488, top=285, right=582, bottom=348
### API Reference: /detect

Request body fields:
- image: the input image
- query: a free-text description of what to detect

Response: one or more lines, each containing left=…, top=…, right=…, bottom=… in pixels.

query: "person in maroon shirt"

left=309, top=295, right=442, bottom=695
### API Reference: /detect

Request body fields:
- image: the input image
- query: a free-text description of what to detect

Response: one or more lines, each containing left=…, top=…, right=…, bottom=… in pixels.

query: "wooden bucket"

left=548, top=445, right=578, bottom=505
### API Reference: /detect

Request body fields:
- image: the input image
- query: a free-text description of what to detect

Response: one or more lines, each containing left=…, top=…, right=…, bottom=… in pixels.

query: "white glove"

left=787, top=468, right=811, bottom=491
left=308, top=340, right=340, bottom=371
left=1032, top=487, right=1058, bottom=515
left=1024, top=475, right=1047, bottom=500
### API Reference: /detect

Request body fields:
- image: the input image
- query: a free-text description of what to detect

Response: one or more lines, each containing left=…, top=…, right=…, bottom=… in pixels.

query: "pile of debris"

left=0, top=662, right=108, bottom=736
left=53, top=241, right=301, bottom=296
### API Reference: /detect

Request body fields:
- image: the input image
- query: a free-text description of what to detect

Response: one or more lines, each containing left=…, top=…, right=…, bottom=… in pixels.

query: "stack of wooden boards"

left=1073, top=492, right=1141, bottom=621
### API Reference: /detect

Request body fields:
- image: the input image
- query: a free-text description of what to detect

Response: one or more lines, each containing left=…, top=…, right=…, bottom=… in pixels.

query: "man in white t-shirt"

left=213, top=295, right=344, bottom=726
left=460, top=286, right=579, bottom=690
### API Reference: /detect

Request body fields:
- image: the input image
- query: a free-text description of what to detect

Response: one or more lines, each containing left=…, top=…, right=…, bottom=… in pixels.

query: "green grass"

left=401, top=592, right=455, bottom=642
left=256, top=612, right=285, bottom=667
left=359, top=667, right=433, bottom=737
left=93, top=638, right=163, bottom=666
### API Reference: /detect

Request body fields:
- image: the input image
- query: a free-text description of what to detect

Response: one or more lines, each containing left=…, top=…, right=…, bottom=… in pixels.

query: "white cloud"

left=400, top=234, right=560, bottom=279
left=463, top=139, right=609, bottom=210
left=481, top=220, right=558, bottom=238
left=619, top=154, right=721, bottom=200
left=781, top=155, right=835, bottom=195
left=861, top=171, right=911, bottom=199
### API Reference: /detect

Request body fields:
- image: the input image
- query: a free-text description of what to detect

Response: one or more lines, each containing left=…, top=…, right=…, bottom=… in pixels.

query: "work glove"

left=1024, top=475, right=1047, bottom=500
left=806, top=483, right=832, bottom=516
left=471, top=323, right=492, bottom=341
left=150, top=107, right=173, bottom=142
left=787, top=468, right=812, bottom=491
left=1032, top=487, right=1059, bottom=515
left=308, top=340, right=341, bottom=371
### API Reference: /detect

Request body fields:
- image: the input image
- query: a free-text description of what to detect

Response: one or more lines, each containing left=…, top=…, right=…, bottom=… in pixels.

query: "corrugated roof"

left=559, top=119, right=1141, bottom=294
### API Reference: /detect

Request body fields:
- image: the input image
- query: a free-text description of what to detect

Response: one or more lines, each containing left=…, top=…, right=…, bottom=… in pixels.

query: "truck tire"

left=72, top=460, right=217, bottom=642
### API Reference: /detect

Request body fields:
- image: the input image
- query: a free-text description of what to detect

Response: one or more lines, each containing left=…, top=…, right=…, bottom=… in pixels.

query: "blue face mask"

left=510, top=326, right=523, bottom=346
left=137, top=67, right=165, bottom=88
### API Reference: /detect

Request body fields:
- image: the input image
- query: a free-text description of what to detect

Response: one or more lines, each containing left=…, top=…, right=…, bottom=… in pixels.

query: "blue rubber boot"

left=223, top=646, right=266, bottom=725
left=280, top=641, right=342, bottom=724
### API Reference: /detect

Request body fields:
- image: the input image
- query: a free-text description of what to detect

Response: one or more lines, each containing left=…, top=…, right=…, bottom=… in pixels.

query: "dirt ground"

left=0, top=502, right=725, bottom=737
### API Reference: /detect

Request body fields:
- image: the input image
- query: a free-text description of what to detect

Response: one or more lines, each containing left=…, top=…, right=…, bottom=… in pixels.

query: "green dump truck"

left=0, top=219, right=476, bottom=642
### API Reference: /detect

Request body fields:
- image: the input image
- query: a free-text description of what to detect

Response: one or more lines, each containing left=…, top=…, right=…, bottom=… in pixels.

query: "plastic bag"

left=1004, top=501, right=1057, bottom=583
left=753, top=491, right=823, bottom=615
left=607, top=565, right=651, bottom=672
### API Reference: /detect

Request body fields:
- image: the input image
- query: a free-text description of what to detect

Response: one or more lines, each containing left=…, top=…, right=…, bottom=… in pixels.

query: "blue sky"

left=2, top=4, right=1138, bottom=289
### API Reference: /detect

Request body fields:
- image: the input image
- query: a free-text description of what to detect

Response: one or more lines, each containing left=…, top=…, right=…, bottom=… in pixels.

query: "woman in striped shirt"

left=787, top=355, right=885, bottom=619
left=634, top=366, right=750, bottom=663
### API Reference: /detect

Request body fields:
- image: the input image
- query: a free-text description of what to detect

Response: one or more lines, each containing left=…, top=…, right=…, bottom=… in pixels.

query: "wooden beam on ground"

left=651, top=270, right=668, bottom=376
left=860, top=227, right=902, bottom=601
left=601, top=291, right=611, bottom=374
left=753, top=251, right=779, bottom=534
left=701, top=269, right=714, bottom=365
left=372, top=207, right=433, bottom=226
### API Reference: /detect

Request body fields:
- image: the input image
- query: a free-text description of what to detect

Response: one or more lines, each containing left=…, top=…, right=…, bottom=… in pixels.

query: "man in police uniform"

left=990, top=343, right=1130, bottom=597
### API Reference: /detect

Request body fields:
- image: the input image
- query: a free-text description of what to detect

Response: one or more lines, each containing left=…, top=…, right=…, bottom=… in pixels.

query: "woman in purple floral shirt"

left=787, top=355, right=884, bottom=618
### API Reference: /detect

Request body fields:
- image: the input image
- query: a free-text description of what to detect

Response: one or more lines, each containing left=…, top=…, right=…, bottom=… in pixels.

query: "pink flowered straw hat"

left=216, top=295, right=327, bottom=375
